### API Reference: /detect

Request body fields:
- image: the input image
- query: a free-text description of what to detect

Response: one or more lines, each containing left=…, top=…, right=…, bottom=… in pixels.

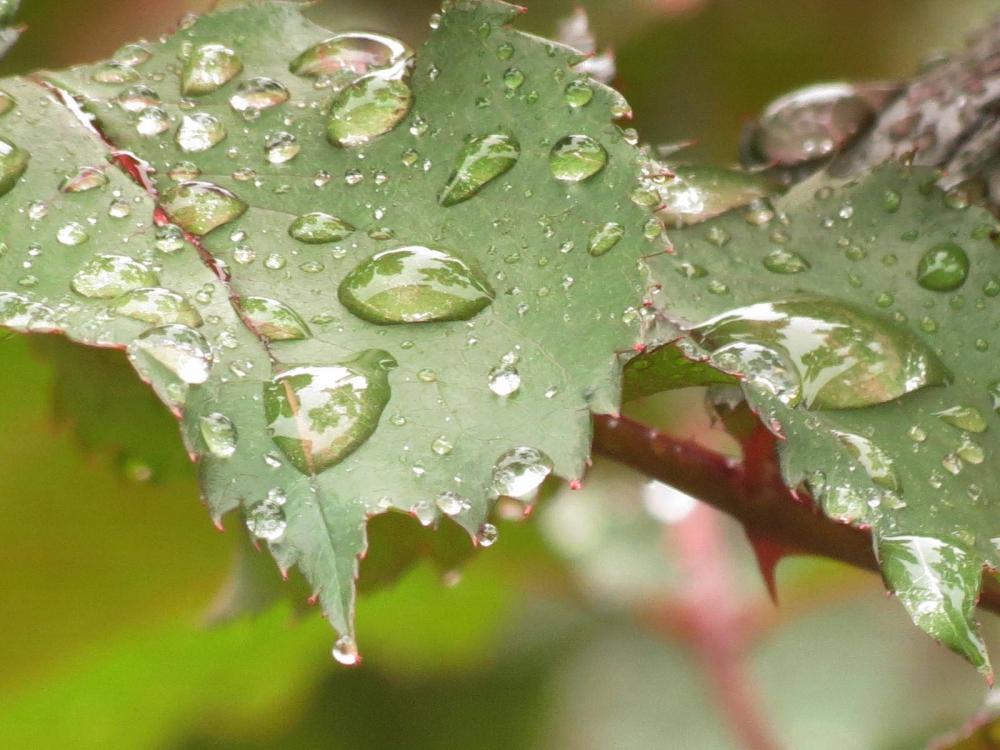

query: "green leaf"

left=0, top=1, right=657, bottom=653
left=647, top=160, right=1000, bottom=674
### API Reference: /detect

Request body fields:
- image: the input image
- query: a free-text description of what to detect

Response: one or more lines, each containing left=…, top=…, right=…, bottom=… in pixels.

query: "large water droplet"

left=175, top=112, right=227, bottom=152
left=834, top=430, right=901, bottom=492
left=246, top=488, right=287, bottom=540
left=229, top=77, right=289, bottom=112
left=289, top=33, right=410, bottom=80
left=288, top=212, right=355, bottom=244
left=181, top=43, right=243, bottom=96
left=136, top=107, right=171, bottom=136
left=563, top=80, right=593, bottom=108
left=438, top=133, right=519, bottom=207
left=159, top=181, right=247, bottom=235
left=487, top=362, right=521, bottom=396
left=491, top=447, right=553, bottom=499
left=200, top=412, right=238, bottom=458
left=239, top=296, right=311, bottom=341
left=264, top=350, right=396, bottom=475
left=72, top=255, right=159, bottom=299
left=549, top=134, right=607, bottom=182
left=59, top=166, right=108, bottom=193
left=693, top=297, right=949, bottom=410
left=0, top=292, right=58, bottom=332
left=588, top=222, right=624, bottom=256
left=327, top=64, right=412, bottom=147
left=0, top=137, right=29, bottom=197
left=111, top=287, right=203, bottom=327
left=917, top=242, right=969, bottom=292
left=128, top=324, right=213, bottom=410
left=656, top=167, right=782, bottom=227
left=338, top=245, right=494, bottom=324
left=57, top=222, right=90, bottom=246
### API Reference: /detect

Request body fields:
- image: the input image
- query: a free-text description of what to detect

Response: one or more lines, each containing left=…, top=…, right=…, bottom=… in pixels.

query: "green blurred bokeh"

left=3, top=0, right=1000, bottom=747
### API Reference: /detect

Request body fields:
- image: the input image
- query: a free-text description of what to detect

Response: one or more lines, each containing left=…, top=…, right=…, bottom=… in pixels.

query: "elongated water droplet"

left=239, top=296, right=311, bottom=341
left=111, top=287, right=203, bottom=327
left=549, top=134, right=607, bottom=182
left=181, top=43, right=242, bottom=96
left=264, top=350, right=396, bottom=475
left=59, top=166, right=108, bottom=193
left=117, top=84, right=160, bottom=112
left=114, top=42, right=152, bottom=67
left=175, top=112, right=226, bottom=152
left=0, top=137, right=28, bottom=197
left=229, top=77, right=289, bottom=112
left=327, top=64, right=412, bottom=147
left=492, top=447, right=552, bottom=498
left=0, top=292, right=58, bottom=332
left=438, top=133, right=519, bottom=207
left=289, top=33, right=410, bottom=79
left=72, top=255, right=158, bottom=299
left=91, top=61, right=141, bottom=84
left=588, top=222, right=623, bottom=256
left=200, top=412, right=238, bottom=458
left=288, top=212, right=355, bottom=244
left=917, top=242, right=969, bottom=292
left=128, top=324, right=213, bottom=410
left=338, top=245, right=494, bottom=324
left=693, top=297, right=949, bottom=410
left=656, top=166, right=782, bottom=227
left=935, top=406, right=987, bottom=433
left=159, top=181, right=247, bottom=235
left=834, top=430, right=901, bottom=492
left=246, top=488, right=287, bottom=540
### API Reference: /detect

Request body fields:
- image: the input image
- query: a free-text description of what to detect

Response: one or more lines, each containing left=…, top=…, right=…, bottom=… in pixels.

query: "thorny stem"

left=591, top=413, right=1000, bottom=618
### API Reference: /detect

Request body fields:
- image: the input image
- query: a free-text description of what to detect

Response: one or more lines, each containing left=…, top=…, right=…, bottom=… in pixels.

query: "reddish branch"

left=592, top=413, right=1000, bottom=617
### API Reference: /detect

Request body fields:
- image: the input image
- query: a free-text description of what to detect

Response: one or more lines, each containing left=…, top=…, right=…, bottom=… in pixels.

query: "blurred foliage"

left=4, top=0, right=1000, bottom=747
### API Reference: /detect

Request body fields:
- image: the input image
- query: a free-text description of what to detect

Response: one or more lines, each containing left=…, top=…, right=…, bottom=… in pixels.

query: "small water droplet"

left=91, top=61, right=141, bottom=84
left=59, top=166, right=108, bottom=193
left=229, top=77, right=289, bottom=112
left=56, top=222, right=90, bottom=246
left=263, top=131, right=300, bottom=164
left=127, top=324, right=213, bottom=410
left=431, top=435, right=454, bottom=456
left=200, top=412, right=238, bottom=458
left=476, top=523, right=499, bottom=546
left=239, top=296, right=311, bottom=341
left=112, top=287, right=203, bottom=327
left=246, top=488, right=287, bottom=540
left=762, top=248, right=810, bottom=274
left=917, top=242, right=969, bottom=292
left=563, top=79, right=593, bottom=107
left=332, top=635, right=361, bottom=666
left=487, top=362, right=520, bottom=396
left=181, top=44, right=243, bottom=96
left=175, top=112, right=226, bottom=152
left=588, top=222, right=623, bottom=256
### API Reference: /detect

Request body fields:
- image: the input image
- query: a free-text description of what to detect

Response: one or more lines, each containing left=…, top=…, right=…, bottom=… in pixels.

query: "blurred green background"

left=3, top=1, right=1000, bottom=748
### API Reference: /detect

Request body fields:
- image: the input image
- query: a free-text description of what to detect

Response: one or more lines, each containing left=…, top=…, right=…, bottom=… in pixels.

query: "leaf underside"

left=0, top=1, right=658, bottom=649
left=651, top=161, right=1000, bottom=673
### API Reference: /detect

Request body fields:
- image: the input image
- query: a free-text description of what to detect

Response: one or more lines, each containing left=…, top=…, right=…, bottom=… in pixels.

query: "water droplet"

left=0, top=91, right=15, bottom=116
left=263, top=131, right=300, bottom=164
left=492, top=447, right=552, bottom=498
left=56, top=222, right=89, bottom=246
left=229, top=77, right=289, bottom=112
left=175, top=112, right=226, bottom=153
left=113, top=42, right=152, bottom=67
left=693, top=297, right=950, bottom=410
left=957, top=435, right=985, bottom=464
left=200, top=412, right=238, bottom=458
left=431, top=435, right=454, bottom=456
left=417, top=368, right=436, bottom=383
left=289, top=33, right=410, bottom=80
left=0, top=292, right=58, bottom=332
left=181, top=44, right=243, bottom=96
left=710, top=342, right=801, bottom=407
left=91, top=61, right=141, bottom=84
left=288, top=212, right=355, bottom=244
left=476, top=523, right=499, bottom=547
left=246, top=488, right=286, bottom=540
left=332, top=635, right=361, bottom=666
left=834, top=430, right=901, bottom=492
left=908, top=425, right=927, bottom=442
left=588, top=222, right=624, bottom=257
left=495, top=43, right=514, bottom=61
left=135, top=106, right=170, bottom=136
left=436, top=491, right=465, bottom=516
left=762, top=248, right=810, bottom=274
left=917, top=242, right=969, bottom=292
left=439, top=133, right=519, bottom=207
left=564, top=79, right=593, bottom=107
left=883, top=189, right=901, bottom=213
left=155, top=223, right=187, bottom=253
left=264, top=350, right=396, bottom=475
left=72, top=255, right=158, bottom=299
left=159, top=181, right=247, bottom=235
left=549, top=134, right=607, bottom=182
left=502, top=67, right=524, bottom=89
left=935, top=406, right=987, bottom=433
left=327, top=64, right=412, bottom=147
left=338, top=246, right=494, bottom=324
left=111, top=287, right=203, bottom=327
left=59, top=166, right=108, bottom=193
left=168, top=162, right=200, bottom=181
left=239, top=296, right=311, bottom=341
left=487, top=362, right=521, bottom=396
left=127, top=324, right=213, bottom=411
left=0, top=138, right=29, bottom=197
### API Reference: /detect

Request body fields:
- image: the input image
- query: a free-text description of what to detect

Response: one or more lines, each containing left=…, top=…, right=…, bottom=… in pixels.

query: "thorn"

left=747, top=535, right=789, bottom=604
left=280, top=569, right=289, bottom=581
left=213, top=519, right=225, bottom=532
left=569, top=479, right=583, bottom=490
left=633, top=343, right=647, bottom=352
left=308, top=593, right=319, bottom=606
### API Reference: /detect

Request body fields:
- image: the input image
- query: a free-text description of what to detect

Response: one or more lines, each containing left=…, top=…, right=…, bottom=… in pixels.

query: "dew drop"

left=288, top=212, right=355, bottom=244
left=56, top=222, right=89, bottom=246
left=438, top=133, right=519, bottom=207
left=563, top=80, right=593, bottom=107
left=549, top=134, right=607, bottom=182
left=72, top=255, right=158, bottom=299
left=181, top=44, right=243, bottom=96
left=935, top=406, right=987, bottom=433
left=135, top=107, right=171, bottom=136
left=175, top=113, right=227, bottom=153
left=917, top=242, right=969, bottom=292
left=492, top=447, right=552, bottom=498
left=338, top=246, right=494, bottom=324
left=91, top=61, right=140, bottom=84
left=0, top=137, right=29, bottom=197
left=476, top=523, right=499, bottom=547
left=264, top=352, right=397, bottom=475
left=289, top=33, right=410, bottom=80
left=327, top=64, right=412, bottom=147
left=263, top=131, right=300, bottom=164
left=487, top=362, right=521, bottom=396
left=332, top=635, right=361, bottom=666
left=588, top=222, right=624, bottom=256
left=0, top=292, right=58, bottom=332
left=834, top=430, right=901, bottom=492
left=246, top=488, right=287, bottom=540
left=436, top=491, right=465, bottom=516
left=127, top=324, right=213, bottom=410
left=200, top=412, right=238, bottom=458
left=59, top=166, right=108, bottom=193
left=229, top=77, right=289, bottom=112
left=111, top=287, right=203, bottom=327
left=159, top=181, right=247, bottom=235
left=239, top=296, right=311, bottom=341
left=762, top=248, right=810, bottom=274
